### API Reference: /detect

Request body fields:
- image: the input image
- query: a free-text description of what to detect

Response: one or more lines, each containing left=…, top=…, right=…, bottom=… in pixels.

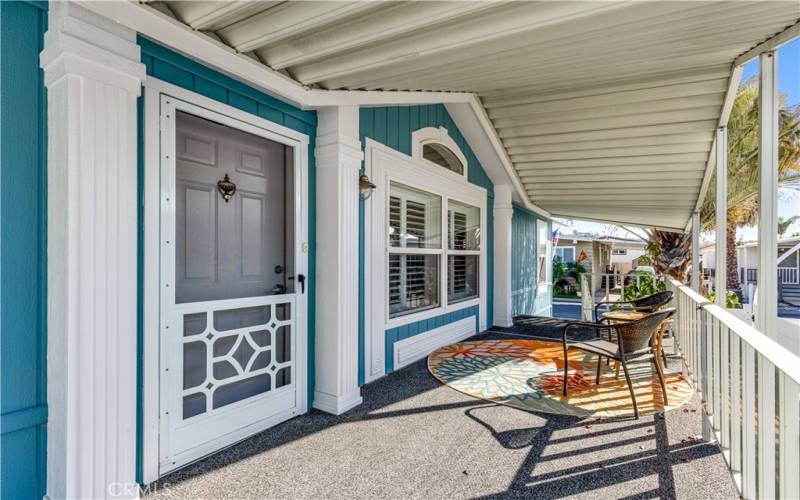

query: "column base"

left=313, top=388, right=363, bottom=415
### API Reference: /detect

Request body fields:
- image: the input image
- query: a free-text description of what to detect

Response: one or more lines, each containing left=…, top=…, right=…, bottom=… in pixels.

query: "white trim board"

left=77, top=0, right=549, bottom=218
left=394, top=317, right=476, bottom=371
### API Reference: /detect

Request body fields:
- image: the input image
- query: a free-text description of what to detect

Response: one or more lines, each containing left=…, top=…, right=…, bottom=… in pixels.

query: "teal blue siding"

left=1, top=2, right=48, bottom=498
left=136, top=39, right=318, bottom=479
left=359, top=104, right=494, bottom=380
left=511, top=204, right=552, bottom=317
left=384, top=306, right=479, bottom=373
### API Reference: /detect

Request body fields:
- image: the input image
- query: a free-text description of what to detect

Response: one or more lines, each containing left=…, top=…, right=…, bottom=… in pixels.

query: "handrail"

left=668, top=278, right=800, bottom=385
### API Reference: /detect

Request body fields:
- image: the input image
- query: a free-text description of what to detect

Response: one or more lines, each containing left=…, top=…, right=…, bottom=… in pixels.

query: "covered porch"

left=2, top=1, right=799, bottom=499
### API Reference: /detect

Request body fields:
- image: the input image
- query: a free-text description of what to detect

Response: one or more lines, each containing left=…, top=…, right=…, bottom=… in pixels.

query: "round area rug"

left=428, top=339, right=693, bottom=417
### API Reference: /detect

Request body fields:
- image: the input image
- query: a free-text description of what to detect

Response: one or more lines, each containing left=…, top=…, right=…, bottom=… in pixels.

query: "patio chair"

left=561, top=308, right=676, bottom=419
left=593, top=290, right=673, bottom=322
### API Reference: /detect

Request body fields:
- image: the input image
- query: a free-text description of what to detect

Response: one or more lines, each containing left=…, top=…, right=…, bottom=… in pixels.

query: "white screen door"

left=158, top=96, right=307, bottom=474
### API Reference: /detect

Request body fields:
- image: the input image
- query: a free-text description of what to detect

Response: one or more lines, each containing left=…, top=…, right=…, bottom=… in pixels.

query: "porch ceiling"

left=144, top=0, right=800, bottom=231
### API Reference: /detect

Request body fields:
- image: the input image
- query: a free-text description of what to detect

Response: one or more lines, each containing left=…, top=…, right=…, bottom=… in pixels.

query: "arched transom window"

left=412, top=127, right=468, bottom=179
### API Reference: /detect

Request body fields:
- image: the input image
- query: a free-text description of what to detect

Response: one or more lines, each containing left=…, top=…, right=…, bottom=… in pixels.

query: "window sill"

left=386, top=298, right=480, bottom=330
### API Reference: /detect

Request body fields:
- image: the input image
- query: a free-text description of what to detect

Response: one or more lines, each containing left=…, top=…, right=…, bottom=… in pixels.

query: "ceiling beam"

left=217, top=2, right=379, bottom=53
left=486, top=79, right=728, bottom=117
left=497, top=106, right=721, bottom=137
left=259, top=2, right=502, bottom=70
left=510, top=143, right=711, bottom=162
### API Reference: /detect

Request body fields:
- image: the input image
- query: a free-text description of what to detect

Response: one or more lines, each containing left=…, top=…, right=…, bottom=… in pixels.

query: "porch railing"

left=667, top=278, right=800, bottom=499
left=778, top=267, right=799, bottom=285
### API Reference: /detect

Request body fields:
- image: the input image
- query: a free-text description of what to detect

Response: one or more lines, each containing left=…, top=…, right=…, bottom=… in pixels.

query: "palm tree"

left=698, top=77, right=800, bottom=289
left=779, top=215, right=800, bottom=237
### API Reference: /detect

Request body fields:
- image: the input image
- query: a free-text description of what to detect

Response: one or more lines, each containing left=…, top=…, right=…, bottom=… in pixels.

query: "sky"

left=564, top=37, right=800, bottom=240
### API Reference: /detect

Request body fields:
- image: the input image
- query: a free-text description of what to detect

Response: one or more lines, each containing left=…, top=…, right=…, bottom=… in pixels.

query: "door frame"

left=141, top=78, right=310, bottom=482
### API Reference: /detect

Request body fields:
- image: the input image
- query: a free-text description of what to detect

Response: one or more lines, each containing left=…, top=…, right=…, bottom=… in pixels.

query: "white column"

left=757, top=51, right=779, bottom=337
left=493, top=184, right=514, bottom=326
left=714, top=127, right=728, bottom=307
left=40, top=3, right=145, bottom=498
left=313, top=105, right=363, bottom=414
left=691, top=212, right=701, bottom=292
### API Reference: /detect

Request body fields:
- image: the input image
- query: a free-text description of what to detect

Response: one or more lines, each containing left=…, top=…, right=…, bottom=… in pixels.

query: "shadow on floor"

left=147, top=330, right=736, bottom=499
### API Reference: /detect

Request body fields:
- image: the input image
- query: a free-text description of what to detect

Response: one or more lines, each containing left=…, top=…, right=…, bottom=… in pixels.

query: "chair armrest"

left=562, top=321, right=617, bottom=344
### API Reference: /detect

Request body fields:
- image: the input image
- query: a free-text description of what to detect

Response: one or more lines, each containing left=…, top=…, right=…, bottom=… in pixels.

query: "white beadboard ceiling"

left=144, top=0, right=800, bottom=231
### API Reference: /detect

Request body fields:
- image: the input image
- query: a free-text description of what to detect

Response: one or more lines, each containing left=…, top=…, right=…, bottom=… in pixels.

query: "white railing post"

left=691, top=212, right=701, bottom=292
left=757, top=50, right=779, bottom=339
left=715, top=126, right=728, bottom=308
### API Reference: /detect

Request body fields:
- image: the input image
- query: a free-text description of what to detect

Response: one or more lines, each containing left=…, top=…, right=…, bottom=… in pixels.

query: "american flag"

left=551, top=228, right=559, bottom=249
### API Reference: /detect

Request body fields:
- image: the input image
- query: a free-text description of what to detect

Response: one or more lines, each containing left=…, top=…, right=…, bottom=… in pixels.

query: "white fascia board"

left=445, top=101, right=550, bottom=218
left=551, top=212, right=686, bottom=234
left=687, top=62, right=743, bottom=232
left=78, top=1, right=528, bottom=198
left=734, top=20, right=800, bottom=68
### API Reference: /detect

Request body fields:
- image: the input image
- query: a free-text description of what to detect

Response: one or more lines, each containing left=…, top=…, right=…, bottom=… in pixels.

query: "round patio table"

left=600, top=309, right=669, bottom=379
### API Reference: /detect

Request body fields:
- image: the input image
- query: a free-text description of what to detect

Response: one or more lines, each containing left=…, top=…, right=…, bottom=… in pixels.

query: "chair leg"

left=620, top=358, right=639, bottom=419
left=562, top=345, right=569, bottom=397
left=596, top=355, right=603, bottom=384
left=653, top=356, right=669, bottom=406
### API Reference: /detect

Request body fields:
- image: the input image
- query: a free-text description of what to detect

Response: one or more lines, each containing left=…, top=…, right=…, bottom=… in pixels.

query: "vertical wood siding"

left=0, top=2, right=48, bottom=498
left=511, top=204, right=552, bottom=317
left=359, top=104, right=494, bottom=380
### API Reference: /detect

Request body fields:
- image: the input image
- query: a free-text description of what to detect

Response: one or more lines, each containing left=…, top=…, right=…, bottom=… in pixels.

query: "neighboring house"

left=700, top=237, right=800, bottom=308
left=555, top=233, right=646, bottom=291
left=737, top=237, right=800, bottom=305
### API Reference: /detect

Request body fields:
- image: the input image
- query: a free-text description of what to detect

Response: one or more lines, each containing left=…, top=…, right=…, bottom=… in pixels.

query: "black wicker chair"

left=561, top=308, right=676, bottom=419
left=593, top=290, right=673, bottom=322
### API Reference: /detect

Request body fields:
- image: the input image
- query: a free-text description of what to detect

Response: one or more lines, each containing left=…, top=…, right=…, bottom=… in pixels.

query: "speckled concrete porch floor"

left=146, top=334, right=738, bottom=500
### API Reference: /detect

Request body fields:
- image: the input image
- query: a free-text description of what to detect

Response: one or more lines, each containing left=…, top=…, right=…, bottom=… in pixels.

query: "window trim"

left=555, top=245, right=576, bottom=263
left=411, top=127, right=469, bottom=181
left=365, top=138, right=487, bottom=353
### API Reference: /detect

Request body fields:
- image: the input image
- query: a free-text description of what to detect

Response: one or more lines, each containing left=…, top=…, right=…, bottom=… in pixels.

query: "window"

left=448, top=200, right=480, bottom=304
left=388, top=183, right=441, bottom=318
left=537, top=220, right=549, bottom=286
left=411, top=127, right=468, bottom=179
left=612, top=248, right=627, bottom=256
left=423, top=143, right=464, bottom=175
left=387, top=183, right=480, bottom=318
left=555, top=246, right=575, bottom=263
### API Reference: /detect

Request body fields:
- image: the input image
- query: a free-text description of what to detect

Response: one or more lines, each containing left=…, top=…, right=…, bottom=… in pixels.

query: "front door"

left=158, top=97, right=307, bottom=474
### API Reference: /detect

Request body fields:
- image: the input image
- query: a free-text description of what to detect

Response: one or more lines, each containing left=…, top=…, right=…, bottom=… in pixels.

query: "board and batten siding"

left=0, top=2, right=48, bottom=498
left=511, top=204, right=553, bottom=317
left=137, top=38, right=318, bottom=479
left=358, top=104, right=494, bottom=381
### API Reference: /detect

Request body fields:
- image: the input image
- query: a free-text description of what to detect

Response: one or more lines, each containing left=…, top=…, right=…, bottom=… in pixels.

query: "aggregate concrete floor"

left=148, top=333, right=738, bottom=500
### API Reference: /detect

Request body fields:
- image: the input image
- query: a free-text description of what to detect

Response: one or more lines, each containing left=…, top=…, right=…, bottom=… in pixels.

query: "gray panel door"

left=175, top=111, right=291, bottom=304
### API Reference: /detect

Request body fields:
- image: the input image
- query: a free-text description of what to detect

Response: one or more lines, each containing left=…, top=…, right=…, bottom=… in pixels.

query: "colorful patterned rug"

left=428, top=339, right=693, bottom=417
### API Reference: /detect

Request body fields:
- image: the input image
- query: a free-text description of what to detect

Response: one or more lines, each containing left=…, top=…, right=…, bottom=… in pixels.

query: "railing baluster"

left=743, top=343, right=757, bottom=499
left=731, top=334, right=742, bottom=481
left=759, top=357, right=777, bottom=499
left=779, top=374, right=800, bottom=499
left=720, top=320, right=731, bottom=453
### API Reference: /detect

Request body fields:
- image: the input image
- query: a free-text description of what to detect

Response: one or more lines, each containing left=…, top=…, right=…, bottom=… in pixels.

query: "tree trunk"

left=726, top=219, right=740, bottom=290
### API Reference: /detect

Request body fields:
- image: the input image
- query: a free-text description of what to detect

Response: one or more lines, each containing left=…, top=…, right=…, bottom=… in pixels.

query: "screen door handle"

left=297, top=274, right=306, bottom=294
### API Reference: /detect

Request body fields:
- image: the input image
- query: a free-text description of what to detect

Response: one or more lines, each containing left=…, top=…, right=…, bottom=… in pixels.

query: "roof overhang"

left=83, top=1, right=800, bottom=231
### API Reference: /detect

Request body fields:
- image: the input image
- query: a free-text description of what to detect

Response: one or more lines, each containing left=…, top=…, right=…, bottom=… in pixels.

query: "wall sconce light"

left=359, top=174, right=376, bottom=200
